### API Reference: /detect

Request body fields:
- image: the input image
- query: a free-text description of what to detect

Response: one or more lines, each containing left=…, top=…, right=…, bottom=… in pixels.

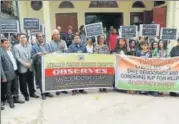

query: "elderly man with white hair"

left=49, top=29, right=68, bottom=53
left=49, top=29, right=68, bottom=95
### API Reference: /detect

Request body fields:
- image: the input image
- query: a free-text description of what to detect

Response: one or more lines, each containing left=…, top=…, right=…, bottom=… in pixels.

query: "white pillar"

left=166, top=1, right=174, bottom=28
left=123, top=11, right=130, bottom=26
left=166, top=1, right=179, bottom=28
left=174, top=2, right=179, bottom=28
left=166, top=2, right=178, bottom=51
left=43, top=1, right=51, bottom=42
left=77, top=11, right=85, bottom=29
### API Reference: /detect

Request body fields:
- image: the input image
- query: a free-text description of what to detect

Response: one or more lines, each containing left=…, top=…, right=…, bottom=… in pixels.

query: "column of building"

left=166, top=1, right=179, bottom=48
left=43, top=1, right=52, bottom=42
left=166, top=1, right=179, bottom=28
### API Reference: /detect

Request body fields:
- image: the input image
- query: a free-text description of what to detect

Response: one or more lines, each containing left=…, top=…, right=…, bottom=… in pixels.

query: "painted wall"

left=18, top=1, right=153, bottom=33
left=50, top=1, right=153, bottom=29
left=18, top=1, right=43, bottom=33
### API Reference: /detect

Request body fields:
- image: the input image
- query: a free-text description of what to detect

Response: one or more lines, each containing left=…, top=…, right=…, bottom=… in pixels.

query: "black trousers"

left=34, top=63, right=43, bottom=93
left=34, top=65, right=40, bottom=87
left=1, top=82, right=7, bottom=102
left=19, top=69, right=35, bottom=97
left=3, top=71, right=19, bottom=102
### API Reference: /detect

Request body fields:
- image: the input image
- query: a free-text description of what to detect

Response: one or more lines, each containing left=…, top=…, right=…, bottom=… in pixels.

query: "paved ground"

left=1, top=89, right=179, bottom=124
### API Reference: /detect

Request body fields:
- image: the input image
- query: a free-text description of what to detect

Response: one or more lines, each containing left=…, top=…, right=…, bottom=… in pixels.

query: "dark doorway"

left=154, top=1, right=165, bottom=7
left=85, top=13, right=123, bottom=31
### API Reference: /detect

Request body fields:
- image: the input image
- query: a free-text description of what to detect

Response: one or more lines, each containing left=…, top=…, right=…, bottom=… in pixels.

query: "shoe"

left=25, top=97, right=29, bottom=101
left=152, top=92, right=160, bottom=97
left=9, top=102, right=15, bottom=108
left=41, top=94, right=46, bottom=100
left=117, top=89, right=127, bottom=93
left=46, top=93, right=54, bottom=98
left=170, top=92, right=179, bottom=97
left=99, top=88, right=103, bottom=92
left=139, top=91, right=148, bottom=95
left=79, top=90, right=87, bottom=94
left=103, top=88, right=107, bottom=93
left=30, top=94, right=40, bottom=98
left=1, top=106, right=4, bottom=110
left=128, top=90, right=137, bottom=94
left=56, top=92, right=60, bottom=96
left=61, top=91, right=68, bottom=94
left=72, top=90, right=77, bottom=95
left=14, top=98, right=25, bottom=104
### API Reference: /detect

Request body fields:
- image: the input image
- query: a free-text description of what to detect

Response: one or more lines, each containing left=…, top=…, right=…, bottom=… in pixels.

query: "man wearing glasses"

left=14, top=33, right=39, bottom=101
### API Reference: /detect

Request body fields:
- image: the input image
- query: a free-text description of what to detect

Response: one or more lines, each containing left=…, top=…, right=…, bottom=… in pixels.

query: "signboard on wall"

left=160, top=28, right=178, bottom=40
left=1, top=20, right=19, bottom=33
left=119, top=25, right=138, bottom=39
left=23, top=18, right=40, bottom=30
left=139, top=24, right=160, bottom=37
left=85, top=22, right=103, bottom=37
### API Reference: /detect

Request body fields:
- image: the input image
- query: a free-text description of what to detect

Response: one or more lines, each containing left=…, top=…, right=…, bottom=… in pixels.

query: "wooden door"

left=143, top=11, right=153, bottom=24
left=153, top=6, right=167, bottom=28
left=55, top=13, right=78, bottom=33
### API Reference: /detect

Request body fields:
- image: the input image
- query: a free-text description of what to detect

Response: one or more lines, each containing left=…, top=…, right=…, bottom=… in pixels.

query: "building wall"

left=166, top=1, right=179, bottom=48
left=167, top=1, right=179, bottom=28
left=1, top=1, right=19, bottom=19
left=50, top=1, right=153, bottom=30
left=18, top=1, right=153, bottom=33
left=18, top=1, right=43, bottom=33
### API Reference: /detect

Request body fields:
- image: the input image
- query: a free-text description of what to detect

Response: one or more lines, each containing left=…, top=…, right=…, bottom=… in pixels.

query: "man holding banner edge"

left=170, top=38, right=179, bottom=97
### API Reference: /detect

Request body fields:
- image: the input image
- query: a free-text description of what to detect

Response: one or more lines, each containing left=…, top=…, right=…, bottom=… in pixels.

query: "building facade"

left=1, top=1, right=19, bottom=19
left=17, top=1, right=179, bottom=41
left=1, top=1, right=20, bottom=38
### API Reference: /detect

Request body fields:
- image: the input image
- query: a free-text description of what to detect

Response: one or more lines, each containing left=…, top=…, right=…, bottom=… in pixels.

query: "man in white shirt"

left=1, top=38, right=24, bottom=109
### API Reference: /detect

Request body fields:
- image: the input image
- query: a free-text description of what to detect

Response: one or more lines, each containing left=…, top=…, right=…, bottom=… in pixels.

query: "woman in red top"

left=108, top=29, right=119, bottom=52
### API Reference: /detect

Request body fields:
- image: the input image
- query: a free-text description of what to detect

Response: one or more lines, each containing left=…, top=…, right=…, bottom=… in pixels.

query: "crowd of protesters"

left=1, top=25, right=179, bottom=111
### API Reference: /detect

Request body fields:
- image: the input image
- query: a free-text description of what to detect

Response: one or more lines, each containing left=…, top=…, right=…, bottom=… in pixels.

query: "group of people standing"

left=1, top=25, right=179, bottom=111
